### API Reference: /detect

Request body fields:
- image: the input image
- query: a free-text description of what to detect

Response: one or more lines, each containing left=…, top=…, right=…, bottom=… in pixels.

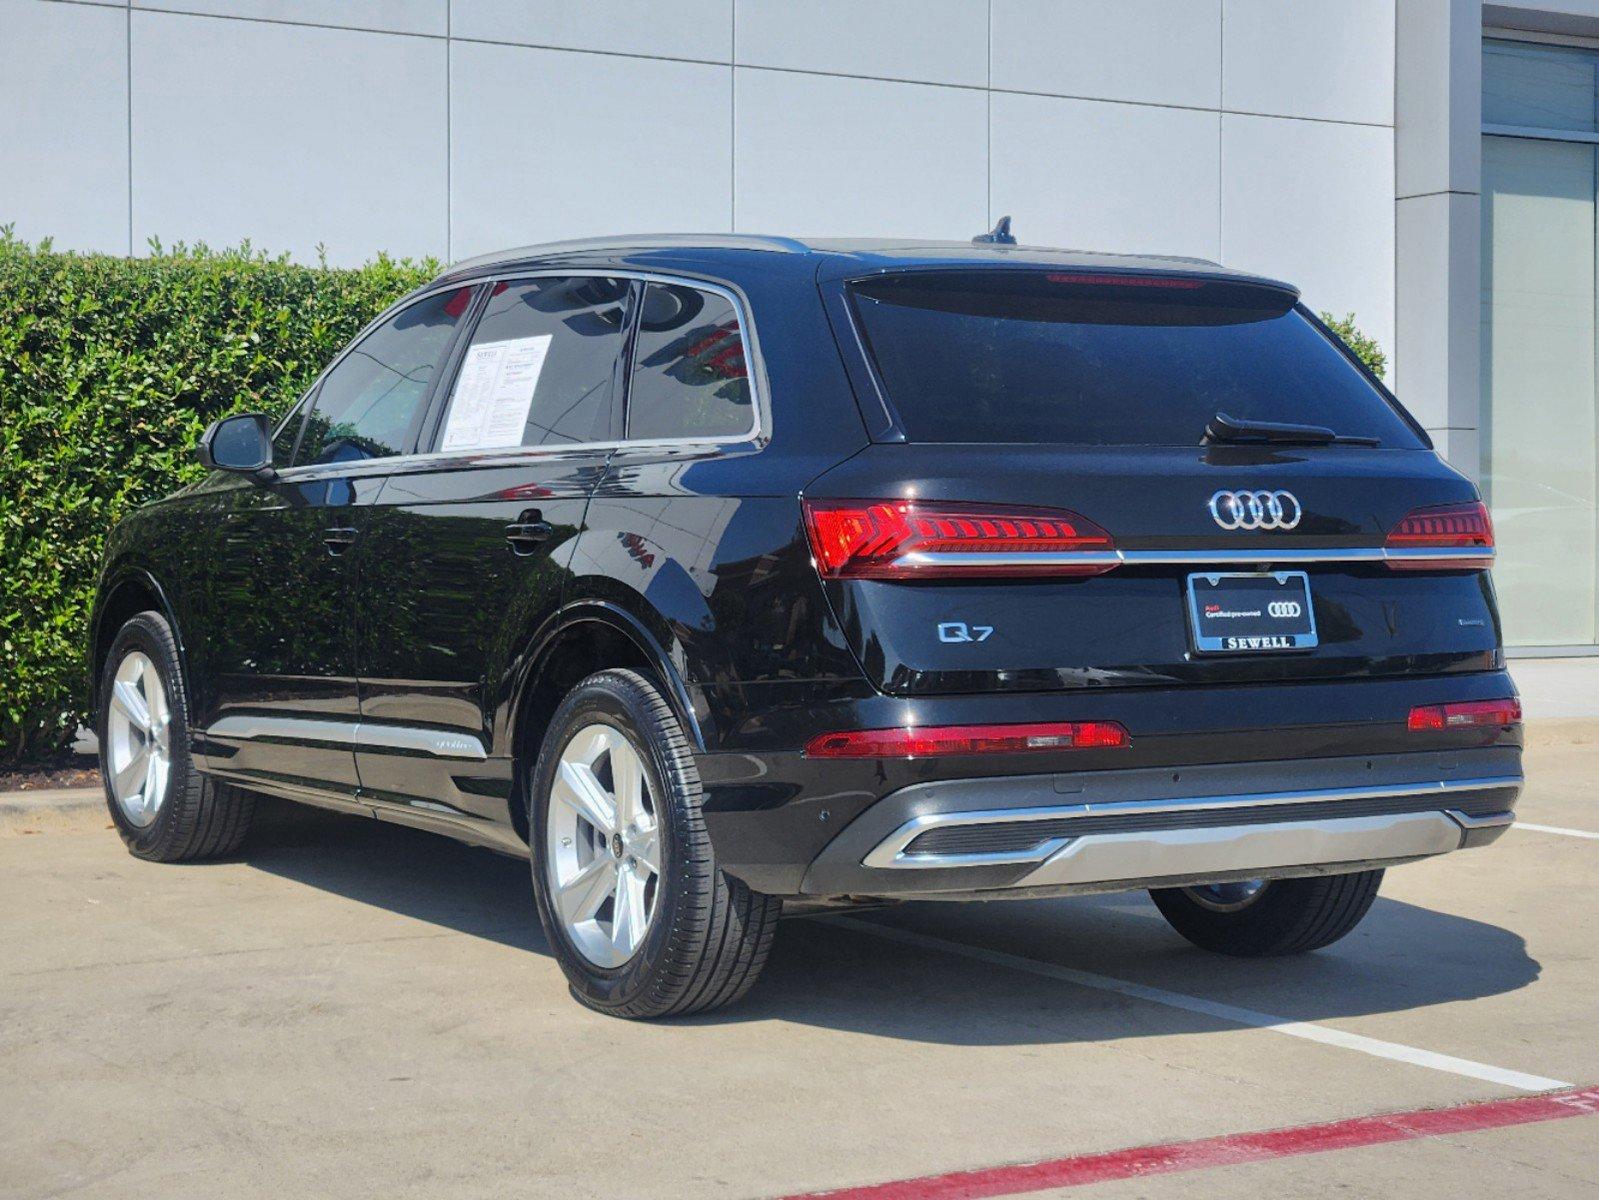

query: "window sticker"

left=439, top=335, right=553, bottom=451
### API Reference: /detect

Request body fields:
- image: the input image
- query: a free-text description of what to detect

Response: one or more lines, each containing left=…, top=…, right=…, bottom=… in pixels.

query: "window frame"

left=269, top=383, right=316, bottom=467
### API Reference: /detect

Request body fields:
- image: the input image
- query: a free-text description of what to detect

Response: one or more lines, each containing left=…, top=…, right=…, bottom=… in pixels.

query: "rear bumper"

left=797, top=747, right=1521, bottom=899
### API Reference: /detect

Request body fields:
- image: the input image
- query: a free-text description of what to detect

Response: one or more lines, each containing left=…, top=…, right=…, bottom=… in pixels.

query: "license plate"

left=1186, top=571, right=1318, bottom=653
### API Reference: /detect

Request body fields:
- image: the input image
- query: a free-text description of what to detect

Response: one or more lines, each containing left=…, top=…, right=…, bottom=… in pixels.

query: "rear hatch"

left=807, top=267, right=1501, bottom=695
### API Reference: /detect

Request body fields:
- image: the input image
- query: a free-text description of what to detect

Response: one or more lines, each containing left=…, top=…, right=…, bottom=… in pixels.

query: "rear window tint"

left=626, top=282, right=753, bottom=441
left=848, top=272, right=1422, bottom=448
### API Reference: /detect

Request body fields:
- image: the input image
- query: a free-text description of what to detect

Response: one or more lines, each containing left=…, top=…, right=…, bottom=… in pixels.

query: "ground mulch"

left=0, top=755, right=100, bottom=793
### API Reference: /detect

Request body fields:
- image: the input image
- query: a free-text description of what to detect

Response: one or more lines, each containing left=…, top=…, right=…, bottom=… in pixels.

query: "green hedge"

left=0, top=231, right=1391, bottom=764
left=1320, top=311, right=1387, bottom=381
left=0, top=231, right=436, bottom=762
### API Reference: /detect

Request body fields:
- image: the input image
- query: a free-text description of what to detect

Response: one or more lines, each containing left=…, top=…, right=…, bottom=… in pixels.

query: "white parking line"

left=1515, top=822, right=1599, bottom=841
left=821, top=915, right=1571, bottom=1094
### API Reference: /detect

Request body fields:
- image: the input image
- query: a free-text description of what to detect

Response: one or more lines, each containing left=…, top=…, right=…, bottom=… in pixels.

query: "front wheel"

left=1149, top=870, right=1383, bottom=957
left=528, top=670, right=780, bottom=1019
left=98, top=611, right=255, bottom=861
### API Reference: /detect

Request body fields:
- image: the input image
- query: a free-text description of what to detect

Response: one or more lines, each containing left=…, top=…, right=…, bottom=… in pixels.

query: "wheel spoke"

left=610, top=741, right=643, bottom=828
left=557, top=855, right=616, bottom=924
left=112, top=679, right=151, bottom=732
left=142, top=754, right=166, bottom=813
left=611, top=863, right=646, bottom=953
left=142, top=752, right=159, bottom=809
left=631, top=817, right=660, bottom=876
left=553, top=759, right=616, bottom=835
left=114, top=747, right=149, bottom=800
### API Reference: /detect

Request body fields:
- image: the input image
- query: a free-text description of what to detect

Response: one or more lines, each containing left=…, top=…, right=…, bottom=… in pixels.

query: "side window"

left=294, top=287, right=474, bottom=466
left=626, top=283, right=753, bottom=441
left=271, top=386, right=313, bottom=464
left=434, top=276, right=630, bottom=452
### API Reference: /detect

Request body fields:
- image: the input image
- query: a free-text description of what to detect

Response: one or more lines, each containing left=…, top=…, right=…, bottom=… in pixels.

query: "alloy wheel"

left=544, top=723, right=661, bottom=968
left=1181, top=879, right=1269, bottom=913
left=106, top=650, right=172, bottom=828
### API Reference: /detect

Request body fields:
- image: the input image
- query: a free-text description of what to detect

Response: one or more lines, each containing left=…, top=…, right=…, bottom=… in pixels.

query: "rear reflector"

left=802, top=499, right=1116, bottom=579
left=803, top=721, right=1129, bottom=759
left=1385, top=501, right=1494, bottom=570
left=1407, top=698, right=1521, bottom=732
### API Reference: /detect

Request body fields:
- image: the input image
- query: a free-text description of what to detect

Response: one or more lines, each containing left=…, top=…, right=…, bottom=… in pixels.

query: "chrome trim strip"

left=356, top=725, right=488, bottom=760
left=204, top=716, right=487, bottom=761
left=862, top=775, right=1523, bottom=869
left=205, top=716, right=357, bottom=747
left=1124, top=548, right=1385, bottom=565
left=1382, top=546, right=1498, bottom=563
left=369, top=727, right=485, bottom=761
left=891, top=546, right=1494, bottom=570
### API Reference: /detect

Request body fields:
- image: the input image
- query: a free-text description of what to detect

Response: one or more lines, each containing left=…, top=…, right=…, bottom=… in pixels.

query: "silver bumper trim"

left=1014, top=812, right=1461, bottom=889
left=1445, top=808, right=1517, bottom=830
left=861, top=775, right=1522, bottom=870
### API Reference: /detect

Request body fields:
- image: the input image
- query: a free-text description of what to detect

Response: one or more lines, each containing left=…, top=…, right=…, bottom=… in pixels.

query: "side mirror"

left=198, top=413, right=275, bottom=479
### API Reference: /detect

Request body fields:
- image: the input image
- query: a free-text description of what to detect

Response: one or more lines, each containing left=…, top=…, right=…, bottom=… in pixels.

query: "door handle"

left=323, top=527, right=358, bottom=556
left=504, top=520, right=554, bottom=555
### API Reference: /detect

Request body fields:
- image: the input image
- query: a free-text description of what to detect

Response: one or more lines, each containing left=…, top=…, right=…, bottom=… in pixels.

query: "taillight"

left=801, top=499, right=1117, bottom=579
left=803, top=721, right=1129, bottom=759
left=1407, top=698, right=1521, bottom=731
left=1385, top=501, right=1494, bottom=570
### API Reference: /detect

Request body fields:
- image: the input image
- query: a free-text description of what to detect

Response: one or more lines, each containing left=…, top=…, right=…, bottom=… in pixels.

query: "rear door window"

left=294, top=287, right=475, bottom=466
left=625, top=282, right=754, bottom=441
left=848, top=271, right=1422, bottom=448
left=433, top=276, right=631, bottom=451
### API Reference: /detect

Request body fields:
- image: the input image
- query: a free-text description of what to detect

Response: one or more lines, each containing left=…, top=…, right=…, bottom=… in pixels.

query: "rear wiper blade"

left=1203, top=411, right=1380, bottom=448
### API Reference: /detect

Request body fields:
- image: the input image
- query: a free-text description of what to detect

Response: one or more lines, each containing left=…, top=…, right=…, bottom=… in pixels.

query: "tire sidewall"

left=528, top=674, right=693, bottom=1011
left=98, top=612, right=193, bottom=854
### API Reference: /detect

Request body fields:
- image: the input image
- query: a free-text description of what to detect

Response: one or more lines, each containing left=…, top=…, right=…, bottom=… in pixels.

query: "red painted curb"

left=776, top=1086, right=1599, bottom=1200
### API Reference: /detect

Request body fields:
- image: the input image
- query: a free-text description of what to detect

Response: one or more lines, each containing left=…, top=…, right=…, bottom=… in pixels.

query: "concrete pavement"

left=1, top=735, right=1595, bottom=1199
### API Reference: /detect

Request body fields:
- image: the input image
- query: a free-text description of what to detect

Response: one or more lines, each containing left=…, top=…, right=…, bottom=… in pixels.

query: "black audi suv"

left=89, top=234, right=1522, bottom=1018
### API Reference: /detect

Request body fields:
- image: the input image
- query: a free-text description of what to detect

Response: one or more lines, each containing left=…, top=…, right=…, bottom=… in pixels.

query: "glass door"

left=1482, top=38, right=1599, bottom=647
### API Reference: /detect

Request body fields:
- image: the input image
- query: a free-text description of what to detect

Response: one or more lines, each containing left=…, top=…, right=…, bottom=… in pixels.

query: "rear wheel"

left=98, top=611, right=255, bottom=861
left=528, top=669, right=780, bottom=1018
left=1149, top=870, right=1383, bottom=957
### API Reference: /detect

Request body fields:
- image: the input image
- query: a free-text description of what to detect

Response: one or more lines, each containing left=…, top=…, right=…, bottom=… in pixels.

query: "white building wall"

left=2, top=0, right=1395, bottom=370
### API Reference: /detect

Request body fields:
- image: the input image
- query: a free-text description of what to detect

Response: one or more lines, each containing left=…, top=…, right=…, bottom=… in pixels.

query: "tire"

left=1149, top=870, right=1383, bottom=957
left=528, top=669, right=780, bottom=1019
left=98, top=610, right=255, bottom=862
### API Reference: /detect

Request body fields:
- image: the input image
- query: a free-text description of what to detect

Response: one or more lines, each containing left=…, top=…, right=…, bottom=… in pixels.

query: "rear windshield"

left=848, top=271, right=1423, bottom=448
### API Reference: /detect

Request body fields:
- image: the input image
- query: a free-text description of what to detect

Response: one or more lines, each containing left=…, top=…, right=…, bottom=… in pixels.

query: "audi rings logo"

left=1267, top=600, right=1303, bottom=619
left=1208, top=489, right=1302, bottom=531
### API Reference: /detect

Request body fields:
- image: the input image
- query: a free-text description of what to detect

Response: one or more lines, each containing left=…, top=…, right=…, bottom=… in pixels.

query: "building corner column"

left=1395, top=0, right=1483, bottom=478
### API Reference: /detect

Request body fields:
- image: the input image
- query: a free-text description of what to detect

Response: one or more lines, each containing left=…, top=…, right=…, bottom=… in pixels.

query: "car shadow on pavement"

left=243, top=798, right=549, bottom=954
left=241, top=797, right=1544, bottom=1045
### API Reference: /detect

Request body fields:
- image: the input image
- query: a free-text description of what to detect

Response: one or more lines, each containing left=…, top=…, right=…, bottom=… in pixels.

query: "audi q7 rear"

left=91, top=235, right=1521, bottom=1019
